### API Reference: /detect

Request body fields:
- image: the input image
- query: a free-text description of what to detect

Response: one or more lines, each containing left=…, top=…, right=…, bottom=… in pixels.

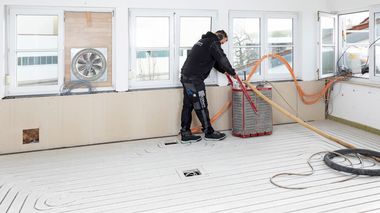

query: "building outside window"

left=230, top=11, right=298, bottom=82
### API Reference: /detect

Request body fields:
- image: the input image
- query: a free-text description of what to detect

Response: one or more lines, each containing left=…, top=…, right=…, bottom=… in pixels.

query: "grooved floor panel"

left=0, top=120, right=379, bottom=213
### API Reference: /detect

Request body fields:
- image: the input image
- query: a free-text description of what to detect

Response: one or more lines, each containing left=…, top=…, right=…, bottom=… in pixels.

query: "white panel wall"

left=329, top=82, right=380, bottom=130
left=327, top=0, right=380, bottom=130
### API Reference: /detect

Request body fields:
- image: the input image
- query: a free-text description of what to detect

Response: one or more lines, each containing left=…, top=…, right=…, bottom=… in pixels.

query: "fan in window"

left=71, top=48, right=107, bottom=81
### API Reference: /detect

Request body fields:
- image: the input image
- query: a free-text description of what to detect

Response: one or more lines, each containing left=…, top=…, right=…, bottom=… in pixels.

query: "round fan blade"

left=83, top=52, right=90, bottom=62
left=90, top=67, right=97, bottom=76
left=93, top=65, right=102, bottom=70
left=89, top=52, right=96, bottom=62
left=83, top=68, right=90, bottom=77
left=77, top=64, right=86, bottom=71
left=77, top=57, right=86, bottom=64
left=92, top=58, right=102, bottom=64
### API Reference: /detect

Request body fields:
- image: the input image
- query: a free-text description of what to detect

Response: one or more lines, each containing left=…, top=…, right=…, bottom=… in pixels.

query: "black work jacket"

left=181, top=32, right=236, bottom=81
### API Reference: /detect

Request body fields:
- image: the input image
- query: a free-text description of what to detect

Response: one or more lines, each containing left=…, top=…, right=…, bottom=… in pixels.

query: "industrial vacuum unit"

left=232, top=85, right=273, bottom=138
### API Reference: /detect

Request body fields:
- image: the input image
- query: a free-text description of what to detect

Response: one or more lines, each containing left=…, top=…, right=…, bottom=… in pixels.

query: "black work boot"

left=205, top=131, right=226, bottom=141
left=181, top=130, right=202, bottom=144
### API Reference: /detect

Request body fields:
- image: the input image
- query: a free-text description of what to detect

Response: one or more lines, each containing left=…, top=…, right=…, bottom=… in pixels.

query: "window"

left=135, top=16, right=171, bottom=81
left=339, top=11, right=369, bottom=78
left=370, top=5, right=380, bottom=80
left=375, top=13, right=380, bottom=76
left=129, top=9, right=217, bottom=89
left=318, top=12, right=337, bottom=78
left=231, top=17, right=261, bottom=79
left=8, top=8, right=64, bottom=95
left=178, top=16, right=216, bottom=84
left=230, top=11, right=298, bottom=81
left=268, top=18, right=294, bottom=76
left=6, top=7, right=115, bottom=97
left=318, top=11, right=370, bottom=79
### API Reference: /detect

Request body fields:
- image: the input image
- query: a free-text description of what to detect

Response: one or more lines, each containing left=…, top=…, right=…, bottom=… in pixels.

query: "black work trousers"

left=180, top=78, right=214, bottom=135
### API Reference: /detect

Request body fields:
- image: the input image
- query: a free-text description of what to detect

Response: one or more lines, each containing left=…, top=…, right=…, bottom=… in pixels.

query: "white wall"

left=327, top=0, right=380, bottom=130
left=329, top=82, right=380, bottom=130
left=0, top=0, right=330, bottom=98
left=328, top=0, right=380, bottom=12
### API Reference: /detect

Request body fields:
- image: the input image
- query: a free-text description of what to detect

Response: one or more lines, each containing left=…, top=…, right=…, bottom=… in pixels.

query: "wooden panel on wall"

left=64, top=12, right=112, bottom=87
left=0, top=82, right=325, bottom=154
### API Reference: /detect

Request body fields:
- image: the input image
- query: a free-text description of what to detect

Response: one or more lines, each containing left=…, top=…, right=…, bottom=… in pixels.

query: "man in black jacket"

left=180, top=30, right=237, bottom=143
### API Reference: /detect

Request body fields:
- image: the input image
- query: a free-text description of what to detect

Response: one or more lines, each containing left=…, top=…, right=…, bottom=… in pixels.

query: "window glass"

left=135, top=50, right=170, bottom=80
left=232, top=17, right=261, bottom=79
left=16, top=15, right=59, bottom=87
left=136, top=17, right=169, bottom=48
left=180, top=17, right=211, bottom=47
left=268, top=18, right=293, bottom=75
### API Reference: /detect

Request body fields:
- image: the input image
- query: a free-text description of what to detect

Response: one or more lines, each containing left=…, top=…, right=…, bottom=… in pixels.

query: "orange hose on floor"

left=191, top=53, right=344, bottom=134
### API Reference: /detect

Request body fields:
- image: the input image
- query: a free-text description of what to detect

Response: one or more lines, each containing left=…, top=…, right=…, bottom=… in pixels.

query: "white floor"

left=1, top=120, right=380, bottom=213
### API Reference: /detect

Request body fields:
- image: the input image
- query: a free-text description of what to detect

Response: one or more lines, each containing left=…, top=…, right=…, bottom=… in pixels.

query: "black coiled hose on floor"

left=324, top=149, right=380, bottom=176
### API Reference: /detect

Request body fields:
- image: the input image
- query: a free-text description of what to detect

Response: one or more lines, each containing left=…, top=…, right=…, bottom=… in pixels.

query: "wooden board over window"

left=64, top=12, right=112, bottom=87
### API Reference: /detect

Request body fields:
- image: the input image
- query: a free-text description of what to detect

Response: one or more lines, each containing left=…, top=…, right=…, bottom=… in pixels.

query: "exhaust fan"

left=71, top=48, right=107, bottom=82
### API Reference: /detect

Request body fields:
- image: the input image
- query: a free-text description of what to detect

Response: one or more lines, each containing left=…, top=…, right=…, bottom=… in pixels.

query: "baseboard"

left=327, top=115, right=380, bottom=136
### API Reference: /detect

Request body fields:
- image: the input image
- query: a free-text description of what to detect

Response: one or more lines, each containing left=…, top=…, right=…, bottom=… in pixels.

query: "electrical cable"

left=270, top=150, right=379, bottom=190
left=364, top=37, right=380, bottom=67
left=265, top=81, right=299, bottom=116
left=270, top=151, right=358, bottom=190
left=60, top=80, right=95, bottom=96
left=336, top=45, right=361, bottom=74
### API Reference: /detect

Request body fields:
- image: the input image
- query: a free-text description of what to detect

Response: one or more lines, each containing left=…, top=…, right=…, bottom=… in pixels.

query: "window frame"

left=265, top=13, right=298, bottom=81
left=229, top=11, right=299, bottom=82
left=318, top=12, right=338, bottom=79
left=369, top=5, right=380, bottom=82
left=174, top=10, right=218, bottom=86
left=338, top=10, right=369, bottom=79
left=229, top=11, right=264, bottom=82
left=6, top=6, right=116, bottom=97
left=128, top=9, right=218, bottom=90
left=7, top=7, right=65, bottom=96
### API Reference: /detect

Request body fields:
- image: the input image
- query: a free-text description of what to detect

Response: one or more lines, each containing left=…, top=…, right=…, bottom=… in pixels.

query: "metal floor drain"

left=183, top=169, right=202, bottom=177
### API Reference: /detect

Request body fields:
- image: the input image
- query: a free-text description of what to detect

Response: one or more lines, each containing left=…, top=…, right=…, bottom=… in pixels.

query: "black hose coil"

left=324, top=149, right=380, bottom=176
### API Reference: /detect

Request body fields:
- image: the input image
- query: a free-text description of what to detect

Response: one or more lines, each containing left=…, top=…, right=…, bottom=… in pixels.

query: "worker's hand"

left=232, top=74, right=238, bottom=80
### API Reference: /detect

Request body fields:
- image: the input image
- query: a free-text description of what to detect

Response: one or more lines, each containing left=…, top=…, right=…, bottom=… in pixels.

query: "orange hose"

left=190, top=53, right=344, bottom=134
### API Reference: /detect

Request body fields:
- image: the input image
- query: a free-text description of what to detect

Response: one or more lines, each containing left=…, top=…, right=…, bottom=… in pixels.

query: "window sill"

left=3, top=88, right=115, bottom=100
left=342, top=76, right=380, bottom=89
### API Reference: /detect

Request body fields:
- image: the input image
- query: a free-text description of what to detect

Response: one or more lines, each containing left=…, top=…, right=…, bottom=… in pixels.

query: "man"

left=180, top=30, right=237, bottom=143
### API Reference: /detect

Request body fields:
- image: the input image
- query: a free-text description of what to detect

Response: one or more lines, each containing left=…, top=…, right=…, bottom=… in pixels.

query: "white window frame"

left=129, top=9, right=218, bottom=90
left=318, top=12, right=338, bottom=79
left=370, top=5, right=380, bottom=82
left=174, top=10, right=218, bottom=86
left=229, top=11, right=264, bottom=82
left=7, top=7, right=65, bottom=96
left=229, top=11, right=299, bottom=82
left=338, top=10, right=369, bottom=80
left=129, top=10, right=174, bottom=89
left=6, top=6, right=116, bottom=97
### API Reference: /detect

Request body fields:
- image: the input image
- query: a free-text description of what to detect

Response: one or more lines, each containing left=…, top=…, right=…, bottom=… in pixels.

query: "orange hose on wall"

left=191, top=53, right=344, bottom=134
